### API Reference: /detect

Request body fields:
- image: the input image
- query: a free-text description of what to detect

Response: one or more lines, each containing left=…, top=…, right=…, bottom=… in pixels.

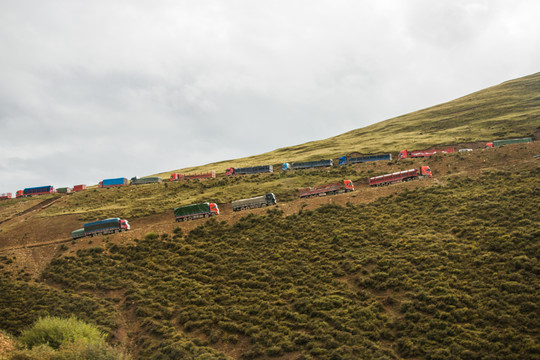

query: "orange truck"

left=369, top=166, right=432, bottom=187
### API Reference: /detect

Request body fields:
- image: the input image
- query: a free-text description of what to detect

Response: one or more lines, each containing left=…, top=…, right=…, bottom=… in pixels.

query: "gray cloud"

left=1, top=0, right=540, bottom=194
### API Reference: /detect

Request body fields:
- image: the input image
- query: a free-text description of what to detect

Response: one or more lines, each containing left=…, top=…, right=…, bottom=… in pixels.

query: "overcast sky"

left=1, top=0, right=539, bottom=194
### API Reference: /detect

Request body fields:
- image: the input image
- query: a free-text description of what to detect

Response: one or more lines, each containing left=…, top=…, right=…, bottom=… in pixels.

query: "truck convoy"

left=486, top=137, right=532, bottom=148
left=398, top=148, right=454, bottom=159
left=174, top=202, right=220, bottom=222
left=298, top=180, right=355, bottom=198
left=130, top=177, right=163, bottom=185
left=232, top=193, right=277, bottom=211
left=71, top=217, right=131, bottom=239
left=99, top=178, right=128, bottom=188
left=225, top=165, right=273, bottom=176
left=283, top=159, right=333, bottom=171
left=338, top=154, right=392, bottom=165
left=170, top=171, right=216, bottom=181
left=369, top=166, right=432, bottom=187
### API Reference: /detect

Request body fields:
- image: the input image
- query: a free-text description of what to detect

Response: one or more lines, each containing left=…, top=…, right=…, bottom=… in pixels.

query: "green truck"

left=174, top=202, right=219, bottom=222
left=486, top=137, right=532, bottom=148
left=130, top=176, right=163, bottom=185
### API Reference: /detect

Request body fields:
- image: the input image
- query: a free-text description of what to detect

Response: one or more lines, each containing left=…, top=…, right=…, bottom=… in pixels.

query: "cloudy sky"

left=1, top=0, right=539, bottom=194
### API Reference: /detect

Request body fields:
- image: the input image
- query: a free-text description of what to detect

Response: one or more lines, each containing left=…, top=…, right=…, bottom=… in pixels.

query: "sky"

left=1, top=0, right=540, bottom=195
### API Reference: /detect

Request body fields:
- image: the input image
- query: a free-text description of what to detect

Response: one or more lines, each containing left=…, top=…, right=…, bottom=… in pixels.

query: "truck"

left=298, top=180, right=354, bottom=198
left=0, top=193, right=12, bottom=200
left=18, top=185, right=55, bottom=197
left=56, top=187, right=72, bottom=194
left=398, top=148, right=454, bottom=159
left=71, top=217, right=131, bottom=239
left=282, top=159, right=333, bottom=171
left=232, top=193, right=277, bottom=212
left=486, top=137, right=532, bottom=148
left=130, top=176, right=163, bottom=185
left=338, top=154, right=392, bottom=165
left=170, top=171, right=216, bottom=181
left=174, top=202, right=220, bottom=222
left=99, top=178, right=128, bottom=188
left=225, top=165, right=273, bottom=176
left=72, top=184, right=87, bottom=192
left=369, top=166, right=432, bottom=187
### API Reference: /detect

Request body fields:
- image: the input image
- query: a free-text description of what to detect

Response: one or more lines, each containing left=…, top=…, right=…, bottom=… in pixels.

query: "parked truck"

left=369, top=166, right=432, bottom=187
left=174, top=202, right=220, bottom=222
left=298, top=180, right=354, bottom=198
left=170, top=171, right=216, bottom=181
left=99, top=178, right=128, bottom=188
left=398, top=148, right=454, bottom=159
left=71, top=217, right=131, bottom=239
left=232, top=193, right=277, bottom=212
left=338, top=154, right=392, bottom=165
left=0, top=193, right=12, bottom=200
left=225, top=165, right=273, bottom=176
left=486, top=137, right=532, bottom=148
left=283, top=159, right=333, bottom=171
left=130, top=176, right=163, bottom=185
left=56, top=187, right=72, bottom=194
left=17, top=185, right=55, bottom=198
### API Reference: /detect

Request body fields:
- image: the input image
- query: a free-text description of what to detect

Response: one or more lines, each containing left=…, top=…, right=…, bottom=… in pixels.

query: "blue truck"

left=99, top=178, right=128, bottom=188
left=282, top=159, right=333, bottom=171
left=72, top=217, right=131, bottom=239
left=338, top=154, right=392, bottom=165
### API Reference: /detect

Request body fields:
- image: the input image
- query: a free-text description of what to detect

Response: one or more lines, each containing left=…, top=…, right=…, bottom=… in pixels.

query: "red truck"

left=170, top=171, right=216, bottom=181
left=72, top=184, right=87, bottom=192
left=298, top=180, right=355, bottom=198
left=0, top=193, right=12, bottom=200
left=369, top=166, right=432, bottom=187
left=399, top=148, right=454, bottom=159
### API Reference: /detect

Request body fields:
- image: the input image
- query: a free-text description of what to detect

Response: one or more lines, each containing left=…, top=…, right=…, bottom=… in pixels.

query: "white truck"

left=232, top=193, right=277, bottom=212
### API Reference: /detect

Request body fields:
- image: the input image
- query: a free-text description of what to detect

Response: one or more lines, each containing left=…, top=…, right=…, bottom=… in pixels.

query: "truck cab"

left=282, top=163, right=291, bottom=171
left=170, top=173, right=183, bottom=181
left=343, top=180, right=355, bottom=192
left=209, top=203, right=220, bottom=215
left=225, top=168, right=235, bottom=176
left=338, top=156, right=348, bottom=165
left=120, top=219, right=131, bottom=231
left=265, top=193, right=277, bottom=204
left=420, top=166, right=433, bottom=178
left=398, top=149, right=409, bottom=159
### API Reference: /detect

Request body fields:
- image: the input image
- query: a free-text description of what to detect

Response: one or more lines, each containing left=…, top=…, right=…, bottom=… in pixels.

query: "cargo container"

left=298, top=180, right=354, bottom=198
left=369, top=166, right=432, bottom=187
left=338, top=154, right=392, bottom=165
left=79, top=217, right=130, bottom=237
left=0, top=193, right=12, bottom=200
left=170, top=171, right=216, bottom=181
left=21, top=185, right=55, bottom=197
left=72, top=184, right=87, bottom=192
left=130, top=176, right=163, bottom=185
left=174, top=202, right=219, bottom=221
left=56, top=187, right=72, bottom=194
left=283, top=159, right=333, bottom=171
left=232, top=193, right=277, bottom=211
left=99, top=178, right=128, bottom=188
left=398, top=148, right=454, bottom=159
left=225, top=165, right=273, bottom=176
left=486, top=137, right=532, bottom=148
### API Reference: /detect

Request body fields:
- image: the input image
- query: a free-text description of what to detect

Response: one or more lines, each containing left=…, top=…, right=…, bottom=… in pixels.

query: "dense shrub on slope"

left=29, top=168, right=540, bottom=359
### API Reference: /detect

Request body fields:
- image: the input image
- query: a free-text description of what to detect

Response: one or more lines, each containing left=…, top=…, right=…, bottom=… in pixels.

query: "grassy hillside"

left=158, top=72, right=540, bottom=176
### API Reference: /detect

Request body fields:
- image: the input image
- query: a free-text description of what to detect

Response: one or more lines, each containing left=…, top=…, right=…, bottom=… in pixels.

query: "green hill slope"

left=161, top=72, right=540, bottom=175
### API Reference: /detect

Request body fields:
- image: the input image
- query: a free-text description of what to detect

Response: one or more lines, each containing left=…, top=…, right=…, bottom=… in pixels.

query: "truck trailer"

left=298, top=180, right=354, bottom=198
left=72, top=184, right=87, bottom=192
left=232, top=193, right=277, bottom=212
left=130, top=176, right=163, bottom=185
left=99, top=178, right=128, bottom=188
left=19, top=185, right=55, bottom=197
left=283, top=159, right=333, bottom=171
left=170, top=171, right=216, bottom=181
left=225, top=165, right=273, bottom=176
left=0, top=193, right=12, bottom=200
left=338, top=154, right=392, bottom=165
left=398, top=148, right=454, bottom=159
left=174, top=202, right=220, bottom=222
left=369, top=166, right=432, bottom=187
left=56, top=187, right=72, bottom=194
left=72, top=217, right=131, bottom=239
left=486, top=137, right=532, bottom=148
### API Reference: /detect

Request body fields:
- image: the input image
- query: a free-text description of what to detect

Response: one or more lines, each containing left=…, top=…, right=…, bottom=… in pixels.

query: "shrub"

left=144, top=232, right=159, bottom=241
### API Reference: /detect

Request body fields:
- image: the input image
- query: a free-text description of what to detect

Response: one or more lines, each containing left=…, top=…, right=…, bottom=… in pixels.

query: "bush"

left=144, top=232, right=159, bottom=241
